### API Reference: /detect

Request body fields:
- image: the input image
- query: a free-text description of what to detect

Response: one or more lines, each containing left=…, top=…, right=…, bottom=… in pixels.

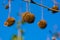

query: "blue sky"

left=0, top=0, right=60, bottom=40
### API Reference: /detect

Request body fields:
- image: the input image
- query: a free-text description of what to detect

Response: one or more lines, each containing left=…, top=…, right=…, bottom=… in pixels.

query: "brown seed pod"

left=22, top=12, right=35, bottom=23
left=5, top=4, right=9, bottom=9
left=38, top=20, right=47, bottom=29
left=52, top=6, right=58, bottom=13
left=4, top=17, right=15, bottom=26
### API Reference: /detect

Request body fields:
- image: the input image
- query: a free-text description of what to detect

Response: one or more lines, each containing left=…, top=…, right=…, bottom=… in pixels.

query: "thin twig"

left=23, top=0, right=60, bottom=12
left=8, top=0, right=11, bottom=18
left=41, top=0, right=44, bottom=20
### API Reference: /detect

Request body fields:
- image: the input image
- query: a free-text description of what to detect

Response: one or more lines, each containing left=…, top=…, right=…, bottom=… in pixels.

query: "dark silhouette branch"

left=23, top=0, right=60, bottom=12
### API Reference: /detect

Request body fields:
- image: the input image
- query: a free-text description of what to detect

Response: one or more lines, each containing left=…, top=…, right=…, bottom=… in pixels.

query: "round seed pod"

left=38, top=20, right=47, bottom=29
left=52, top=6, right=58, bottom=13
left=4, top=17, right=15, bottom=26
left=5, top=4, right=9, bottom=9
left=22, top=12, right=35, bottom=23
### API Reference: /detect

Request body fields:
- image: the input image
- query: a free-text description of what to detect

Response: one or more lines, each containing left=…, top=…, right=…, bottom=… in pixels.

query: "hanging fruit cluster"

left=22, top=12, right=35, bottom=23
left=4, top=17, right=15, bottom=26
left=2, top=0, right=60, bottom=40
left=38, top=20, right=47, bottom=29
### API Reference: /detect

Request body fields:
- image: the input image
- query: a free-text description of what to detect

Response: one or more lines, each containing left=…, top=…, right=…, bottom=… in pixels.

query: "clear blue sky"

left=0, top=0, right=60, bottom=40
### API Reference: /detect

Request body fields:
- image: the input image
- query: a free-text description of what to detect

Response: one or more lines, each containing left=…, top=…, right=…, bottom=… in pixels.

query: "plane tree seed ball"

left=26, top=14, right=35, bottom=23
left=5, top=4, right=9, bottom=9
left=6, top=17, right=15, bottom=26
left=22, top=12, right=35, bottom=23
left=4, top=17, right=15, bottom=26
left=22, top=12, right=30, bottom=22
left=52, top=6, right=58, bottom=10
left=38, top=20, right=47, bottom=29
left=52, top=6, right=58, bottom=13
